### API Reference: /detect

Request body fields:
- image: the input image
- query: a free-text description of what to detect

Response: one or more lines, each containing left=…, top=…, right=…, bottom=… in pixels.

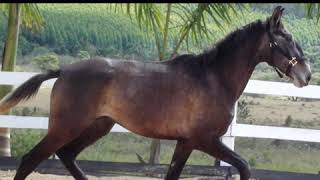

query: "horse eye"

left=287, top=35, right=293, bottom=42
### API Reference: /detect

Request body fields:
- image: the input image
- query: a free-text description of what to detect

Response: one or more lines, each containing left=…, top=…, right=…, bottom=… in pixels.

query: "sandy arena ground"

left=0, top=170, right=234, bottom=180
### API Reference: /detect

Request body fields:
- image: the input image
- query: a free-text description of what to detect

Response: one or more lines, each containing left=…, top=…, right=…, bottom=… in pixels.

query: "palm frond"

left=305, top=3, right=320, bottom=22
left=21, top=3, right=45, bottom=32
left=0, top=4, right=10, bottom=17
left=109, top=3, right=246, bottom=58
left=0, top=4, right=45, bottom=32
left=123, top=3, right=163, bottom=31
left=171, top=3, right=246, bottom=54
left=0, top=4, right=9, bottom=12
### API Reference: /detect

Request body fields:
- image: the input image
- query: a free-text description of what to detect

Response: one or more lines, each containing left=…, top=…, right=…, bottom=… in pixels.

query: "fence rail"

left=1, top=71, right=320, bottom=166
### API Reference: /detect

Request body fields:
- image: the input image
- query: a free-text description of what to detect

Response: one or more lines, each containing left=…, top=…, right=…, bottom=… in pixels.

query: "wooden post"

left=0, top=3, right=21, bottom=157
left=149, top=139, right=161, bottom=164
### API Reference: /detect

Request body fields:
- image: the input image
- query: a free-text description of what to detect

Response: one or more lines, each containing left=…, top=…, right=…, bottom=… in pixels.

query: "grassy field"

left=239, top=95, right=320, bottom=130
left=9, top=87, right=320, bottom=174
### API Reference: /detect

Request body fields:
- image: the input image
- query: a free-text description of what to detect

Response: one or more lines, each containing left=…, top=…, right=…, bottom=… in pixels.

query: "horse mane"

left=162, top=19, right=266, bottom=81
left=201, top=19, right=265, bottom=65
left=166, top=19, right=266, bottom=66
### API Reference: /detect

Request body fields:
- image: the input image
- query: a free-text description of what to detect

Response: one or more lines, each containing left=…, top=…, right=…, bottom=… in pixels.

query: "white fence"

left=1, top=72, right=320, bottom=166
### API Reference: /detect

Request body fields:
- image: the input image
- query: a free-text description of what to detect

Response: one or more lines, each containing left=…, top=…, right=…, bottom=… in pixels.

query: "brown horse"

left=0, top=6, right=311, bottom=180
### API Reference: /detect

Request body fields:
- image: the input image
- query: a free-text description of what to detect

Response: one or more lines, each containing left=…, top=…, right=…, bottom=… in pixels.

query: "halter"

left=267, top=31, right=298, bottom=79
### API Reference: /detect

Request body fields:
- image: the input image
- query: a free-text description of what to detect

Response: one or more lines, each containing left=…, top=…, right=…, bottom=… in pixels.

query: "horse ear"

left=270, top=6, right=284, bottom=30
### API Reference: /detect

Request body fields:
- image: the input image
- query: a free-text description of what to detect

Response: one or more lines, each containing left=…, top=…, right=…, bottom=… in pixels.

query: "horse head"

left=263, top=6, right=312, bottom=87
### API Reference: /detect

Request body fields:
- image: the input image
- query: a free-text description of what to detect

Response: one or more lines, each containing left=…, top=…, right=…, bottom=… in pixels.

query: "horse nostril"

left=306, top=74, right=311, bottom=82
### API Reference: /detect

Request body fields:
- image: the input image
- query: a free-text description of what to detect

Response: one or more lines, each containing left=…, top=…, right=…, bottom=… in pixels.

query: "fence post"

left=220, top=101, right=237, bottom=166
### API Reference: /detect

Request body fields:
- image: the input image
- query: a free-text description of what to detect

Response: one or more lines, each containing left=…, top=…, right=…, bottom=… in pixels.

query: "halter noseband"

left=267, top=31, right=298, bottom=79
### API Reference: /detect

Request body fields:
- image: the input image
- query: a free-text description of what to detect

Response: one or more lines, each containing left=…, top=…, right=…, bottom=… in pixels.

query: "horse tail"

left=0, top=69, right=61, bottom=113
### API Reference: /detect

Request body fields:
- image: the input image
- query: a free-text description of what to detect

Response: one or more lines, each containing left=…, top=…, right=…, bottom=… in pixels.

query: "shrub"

left=32, top=53, right=59, bottom=71
left=77, top=50, right=90, bottom=60
left=238, top=99, right=251, bottom=121
left=285, top=115, right=293, bottom=127
left=248, top=157, right=257, bottom=167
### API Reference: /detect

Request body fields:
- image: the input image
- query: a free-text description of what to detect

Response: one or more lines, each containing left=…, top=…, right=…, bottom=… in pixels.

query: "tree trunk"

left=0, top=3, right=21, bottom=157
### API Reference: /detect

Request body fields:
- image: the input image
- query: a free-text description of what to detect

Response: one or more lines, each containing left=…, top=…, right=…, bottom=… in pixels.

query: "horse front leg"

left=164, top=140, right=193, bottom=180
left=197, top=137, right=250, bottom=180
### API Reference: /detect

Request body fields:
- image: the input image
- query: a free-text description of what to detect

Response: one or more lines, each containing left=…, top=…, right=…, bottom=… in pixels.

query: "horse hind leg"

left=56, top=116, right=115, bottom=180
left=14, top=132, right=78, bottom=180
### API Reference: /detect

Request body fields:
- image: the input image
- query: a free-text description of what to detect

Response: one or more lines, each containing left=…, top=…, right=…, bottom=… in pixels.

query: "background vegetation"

left=1, top=4, right=320, bottom=83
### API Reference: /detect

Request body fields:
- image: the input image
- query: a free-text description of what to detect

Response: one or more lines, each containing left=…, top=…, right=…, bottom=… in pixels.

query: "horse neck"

left=208, top=29, right=266, bottom=102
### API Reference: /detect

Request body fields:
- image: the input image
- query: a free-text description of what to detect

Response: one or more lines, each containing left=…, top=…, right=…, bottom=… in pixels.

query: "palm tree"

left=305, top=3, right=320, bottom=21
left=0, top=3, right=44, bottom=157
left=112, top=3, right=246, bottom=164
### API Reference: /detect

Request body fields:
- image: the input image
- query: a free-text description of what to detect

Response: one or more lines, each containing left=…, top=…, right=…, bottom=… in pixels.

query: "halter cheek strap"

left=268, top=31, right=298, bottom=78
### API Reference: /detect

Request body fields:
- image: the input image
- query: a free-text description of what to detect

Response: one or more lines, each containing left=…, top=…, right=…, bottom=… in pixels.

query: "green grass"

left=10, top=129, right=320, bottom=174
left=235, top=138, right=320, bottom=174
left=77, top=132, right=214, bottom=165
left=10, top=129, right=214, bottom=165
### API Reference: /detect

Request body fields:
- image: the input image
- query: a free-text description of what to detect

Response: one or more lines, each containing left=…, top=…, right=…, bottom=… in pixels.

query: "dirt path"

left=0, top=170, right=231, bottom=180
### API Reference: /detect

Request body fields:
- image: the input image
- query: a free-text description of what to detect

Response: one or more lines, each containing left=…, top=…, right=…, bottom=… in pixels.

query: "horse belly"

left=103, top=106, right=190, bottom=139
left=97, top=93, right=193, bottom=140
